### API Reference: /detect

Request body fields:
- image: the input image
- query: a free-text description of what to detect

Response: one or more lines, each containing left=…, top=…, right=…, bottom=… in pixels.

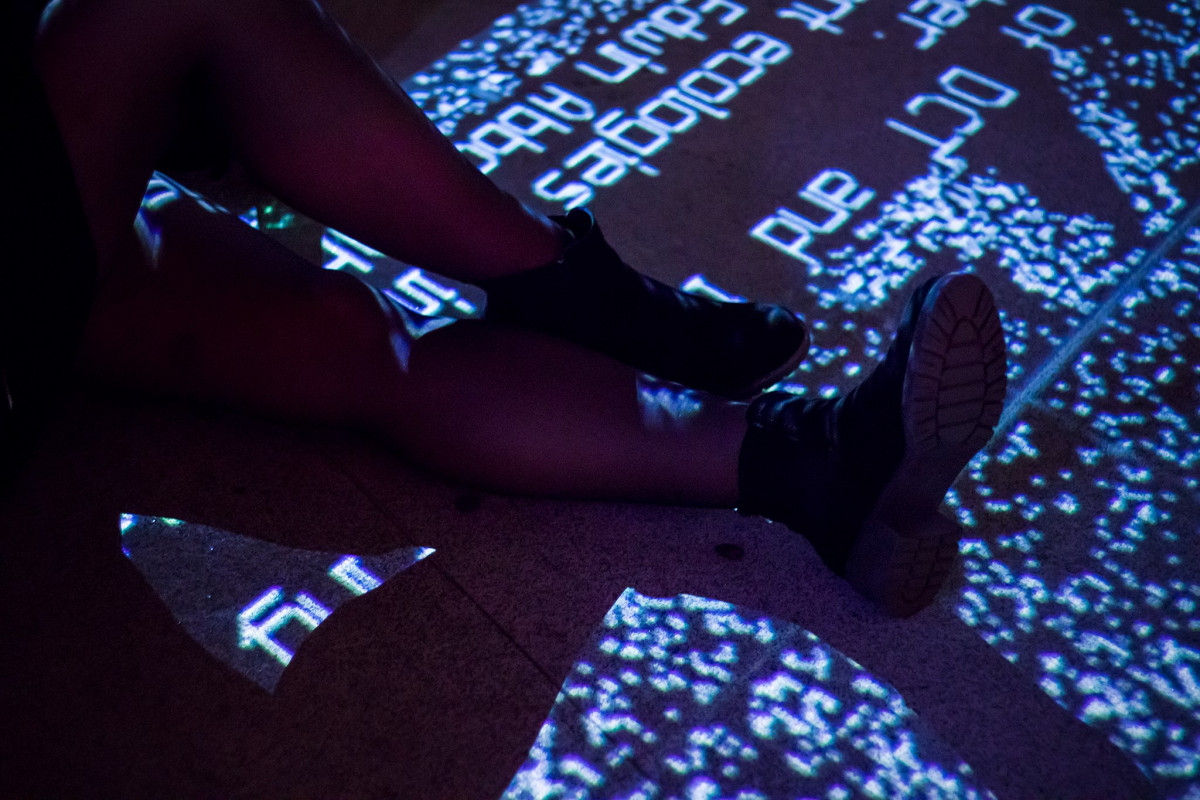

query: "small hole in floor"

left=715, top=543, right=745, bottom=561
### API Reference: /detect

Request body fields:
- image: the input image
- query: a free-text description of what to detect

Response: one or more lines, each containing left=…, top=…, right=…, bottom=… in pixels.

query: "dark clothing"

left=1, top=0, right=99, bottom=486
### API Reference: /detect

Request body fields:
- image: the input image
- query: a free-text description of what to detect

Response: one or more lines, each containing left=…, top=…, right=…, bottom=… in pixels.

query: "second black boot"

left=738, top=272, right=1007, bottom=617
left=477, top=208, right=810, bottom=400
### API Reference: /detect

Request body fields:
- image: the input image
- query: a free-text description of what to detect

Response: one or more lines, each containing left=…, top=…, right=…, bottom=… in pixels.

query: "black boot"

left=738, top=272, right=1007, bottom=617
left=478, top=208, right=809, bottom=399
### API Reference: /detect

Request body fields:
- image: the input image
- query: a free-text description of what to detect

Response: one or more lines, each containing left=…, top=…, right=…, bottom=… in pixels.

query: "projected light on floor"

left=1040, top=3, right=1200, bottom=237
left=120, top=514, right=433, bottom=691
left=398, top=2, right=1196, bottom=795
left=319, top=226, right=486, bottom=323
left=756, top=162, right=1125, bottom=312
left=503, top=589, right=989, bottom=798
left=132, top=0, right=1200, bottom=793
left=943, top=240, right=1200, bottom=795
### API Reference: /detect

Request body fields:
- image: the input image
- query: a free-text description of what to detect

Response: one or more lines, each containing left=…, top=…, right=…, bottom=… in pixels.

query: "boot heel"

left=845, top=513, right=961, bottom=618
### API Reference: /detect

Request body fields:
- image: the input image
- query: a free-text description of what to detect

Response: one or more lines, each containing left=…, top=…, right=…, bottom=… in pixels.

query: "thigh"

left=80, top=178, right=415, bottom=431
left=35, top=0, right=206, bottom=273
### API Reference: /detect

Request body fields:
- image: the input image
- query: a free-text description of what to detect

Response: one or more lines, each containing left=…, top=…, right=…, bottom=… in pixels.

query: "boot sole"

left=845, top=273, right=1006, bottom=617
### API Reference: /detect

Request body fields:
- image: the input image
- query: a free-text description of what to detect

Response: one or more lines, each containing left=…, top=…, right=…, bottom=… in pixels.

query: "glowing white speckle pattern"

left=503, top=589, right=992, bottom=798
left=816, top=165, right=1124, bottom=312
left=946, top=231, right=1200, bottom=796
left=1037, top=4, right=1200, bottom=236
left=404, top=1, right=663, bottom=136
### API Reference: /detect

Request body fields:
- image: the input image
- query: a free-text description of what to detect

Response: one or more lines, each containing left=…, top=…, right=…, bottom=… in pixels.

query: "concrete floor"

left=4, top=1, right=1199, bottom=798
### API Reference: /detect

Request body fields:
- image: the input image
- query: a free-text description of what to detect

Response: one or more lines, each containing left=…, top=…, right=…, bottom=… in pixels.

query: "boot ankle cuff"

left=737, top=392, right=815, bottom=518
left=736, top=394, right=853, bottom=574
left=736, top=420, right=790, bottom=519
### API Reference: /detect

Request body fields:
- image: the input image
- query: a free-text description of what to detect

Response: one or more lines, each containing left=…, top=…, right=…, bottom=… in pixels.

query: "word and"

left=750, top=169, right=875, bottom=269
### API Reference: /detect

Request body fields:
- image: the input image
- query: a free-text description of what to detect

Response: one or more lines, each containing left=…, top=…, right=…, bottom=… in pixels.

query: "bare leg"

left=36, top=0, right=565, bottom=282
left=82, top=190, right=746, bottom=504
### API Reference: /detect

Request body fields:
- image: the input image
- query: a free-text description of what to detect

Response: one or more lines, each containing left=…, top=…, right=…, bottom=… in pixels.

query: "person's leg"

left=36, top=0, right=810, bottom=399
left=85, top=183, right=1005, bottom=615
left=739, top=272, right=1007, bottom=616
left=35, top=0, right=564, bottom=282
left=38, top=0, right=1003, bottom=615
left=81, top=187, right=747, bottom=503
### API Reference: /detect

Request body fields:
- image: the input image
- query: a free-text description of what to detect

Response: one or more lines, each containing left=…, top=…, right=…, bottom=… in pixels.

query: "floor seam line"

left=993, top=200, right=1200, bottom=438
left=323, top=453, right=567, bottom=690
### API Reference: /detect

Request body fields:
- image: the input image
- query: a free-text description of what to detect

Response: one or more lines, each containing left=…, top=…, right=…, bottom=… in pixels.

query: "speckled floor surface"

left=4, top=1, right=1200, bottom=798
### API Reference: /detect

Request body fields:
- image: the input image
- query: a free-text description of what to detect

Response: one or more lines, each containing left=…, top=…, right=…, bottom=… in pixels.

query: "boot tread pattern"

left=848, top=272, right=1007, bottom=617
left=909, top=276, right=1006, bottom=453
left=889, top=535, right=958, bottom=610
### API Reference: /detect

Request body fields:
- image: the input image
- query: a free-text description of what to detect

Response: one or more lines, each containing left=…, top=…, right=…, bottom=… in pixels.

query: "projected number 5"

left=322, top=228, right=479, bottom=318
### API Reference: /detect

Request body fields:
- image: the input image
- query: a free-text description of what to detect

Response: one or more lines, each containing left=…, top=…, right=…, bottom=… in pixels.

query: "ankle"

left=533, top=211, right=574, bottom=267
left=500, top=208, right=575, bottom=276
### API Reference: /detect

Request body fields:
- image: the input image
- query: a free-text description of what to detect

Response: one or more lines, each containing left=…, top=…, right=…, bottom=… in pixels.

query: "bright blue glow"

left=237, top=587, right=331, bottom=667
left=637, top=375, right=706, bottom=431
left=681, top=272, right=746, bottom=303
left=504, top=589, right=989, bottom=797
left=328, top=555, right=384, bottom=595
left=120, top=514, right=434, bottom=691
left=946, top=245, right=1200, bottom=792
left=318, top=227, right=484, bottom=321
left=119, top=0, right=1200, bottom=793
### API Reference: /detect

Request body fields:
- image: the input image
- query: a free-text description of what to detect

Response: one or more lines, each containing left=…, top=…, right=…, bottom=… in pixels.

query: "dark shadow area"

left=5, top=0, right=1200, bottom=797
